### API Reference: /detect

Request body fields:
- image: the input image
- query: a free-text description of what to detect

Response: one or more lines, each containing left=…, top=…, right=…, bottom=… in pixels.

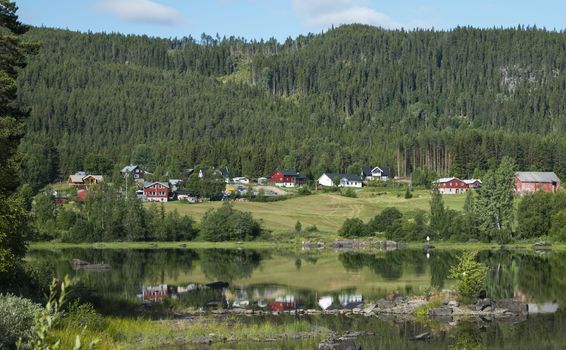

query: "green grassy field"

left=158, top=189, right=466, bottom=235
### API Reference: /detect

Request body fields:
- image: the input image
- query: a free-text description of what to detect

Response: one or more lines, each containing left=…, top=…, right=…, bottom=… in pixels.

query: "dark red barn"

left=515, top=172, right=561, bottom=194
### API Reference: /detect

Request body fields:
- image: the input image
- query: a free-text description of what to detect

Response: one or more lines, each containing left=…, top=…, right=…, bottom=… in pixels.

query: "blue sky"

left=16, top=0, right=566, bottom=41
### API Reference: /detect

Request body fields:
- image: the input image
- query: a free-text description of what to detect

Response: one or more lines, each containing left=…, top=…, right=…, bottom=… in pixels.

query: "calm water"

left=27, top=248, right=566, bottom=349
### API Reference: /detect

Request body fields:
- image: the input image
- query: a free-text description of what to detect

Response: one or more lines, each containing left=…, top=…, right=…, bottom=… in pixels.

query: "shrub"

left=340, top=188, right=357, bottom=198
left=199, top=204, right=263, bottom=241
left=0, top=294, right=41, bottom=349
left=449, top=251, right=489, bottom=303
left=339, top=218, right=367, bottom=238
left=305, top=225, right=318, bottom=233
left=368, top=207, right=402, bottom=233
left=63, top=300, right=106, bottom=332
left=297, top=186, right=312, bottom=196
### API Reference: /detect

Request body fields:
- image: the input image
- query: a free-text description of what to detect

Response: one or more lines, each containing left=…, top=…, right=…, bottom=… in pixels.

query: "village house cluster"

left=65, top=163, right=562, bottom=204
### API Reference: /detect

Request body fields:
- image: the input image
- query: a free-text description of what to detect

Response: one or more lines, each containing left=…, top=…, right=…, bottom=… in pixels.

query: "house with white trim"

left=318, top=173, right=363, bottom=188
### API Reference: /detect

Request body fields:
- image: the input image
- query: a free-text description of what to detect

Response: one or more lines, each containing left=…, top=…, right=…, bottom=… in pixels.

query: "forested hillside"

left=17, top=25, right=566, bottom=188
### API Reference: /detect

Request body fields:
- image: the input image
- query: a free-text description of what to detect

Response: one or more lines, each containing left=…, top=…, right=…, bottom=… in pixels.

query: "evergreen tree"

left=0, top=0, right=36, bottom=275
left=429, top=188, right=448, bottom=240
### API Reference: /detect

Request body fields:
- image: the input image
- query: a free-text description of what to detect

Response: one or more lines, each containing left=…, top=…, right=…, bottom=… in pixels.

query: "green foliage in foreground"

left=0, top=294, right=41, bottom=349
left=449, top=251, right=489, bottom=303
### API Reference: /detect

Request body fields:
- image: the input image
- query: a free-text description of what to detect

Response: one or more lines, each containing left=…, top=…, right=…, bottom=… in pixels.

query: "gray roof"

left=121, top=165, right=139, bottom=173
left=515, top=172, right=560, bottom=183
left=324, top=173, right=363, bottom=182
left=361, top=167, right=372, bottom=177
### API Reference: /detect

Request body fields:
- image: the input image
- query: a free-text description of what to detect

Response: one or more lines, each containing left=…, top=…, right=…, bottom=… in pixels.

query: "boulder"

left=380, top=240, right=398, bottom=250
left=497, top=299, right=528, bottom=314
left=476, top=298, right=495, bottom=312
left=412, top=332, right=431, bottom=341
left=428, top=306, right=453, bottom=317
left=376, top=299, right=395, bottom=309
left=423, top=243, right=435, bottom=250
left=363, top=303, right=377, bottom=314
left=534, top=241, right=552, bottom=247
left=317, top=339, right=362, bottom=350
left=445, top=300, right=459, bottom=307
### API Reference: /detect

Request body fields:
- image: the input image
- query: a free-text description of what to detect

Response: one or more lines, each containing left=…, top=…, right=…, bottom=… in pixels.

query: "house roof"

left=323, top=173, right=363, bottom=182
left=361, top=167, right=372, bottom=177
left=515, top=172, right=560, bottom=183
left=275, top=170, right=306, bottom=179
left=434, top=177, right=460, bottom=184
left=463, top=179, right=482, bottom=185
left=68, top=175, right=84, bottom=183
left=83, top=175, right=104, bottom=181
left=121, top=165, right=139, bottom=173
left=362, top=166, right=391, bottom=177
left=371, top=166, right=390, bottom=176
left=169, top=179, right=183, bottom=185
left=143, top=181, right=170, bottom=189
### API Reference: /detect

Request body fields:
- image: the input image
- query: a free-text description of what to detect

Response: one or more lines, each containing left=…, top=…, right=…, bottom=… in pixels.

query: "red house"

left=433, top=177, right=469, bottom=194
left=515, top=172, right=561, bottom=195
left=268, top=170, right=307, bottom=187
left=143, top=182, right=170, bottom=202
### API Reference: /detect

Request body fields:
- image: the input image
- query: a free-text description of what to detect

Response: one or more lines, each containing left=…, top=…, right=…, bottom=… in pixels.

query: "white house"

left=318, top=173, right=363, bottom=188
left=232, top=177, right=250, bottom=184
left=361, top=166, right=390, bottom=181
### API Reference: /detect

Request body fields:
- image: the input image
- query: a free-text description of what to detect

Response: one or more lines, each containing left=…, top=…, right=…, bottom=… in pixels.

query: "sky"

left=16, top=0, right=566, bottom=41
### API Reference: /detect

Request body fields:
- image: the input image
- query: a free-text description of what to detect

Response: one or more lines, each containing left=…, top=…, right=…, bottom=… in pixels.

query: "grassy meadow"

left=158, top=189, right=466, bottom=235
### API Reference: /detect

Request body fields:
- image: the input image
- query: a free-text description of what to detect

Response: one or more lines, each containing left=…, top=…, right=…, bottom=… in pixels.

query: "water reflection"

left=27, top=248, right=566, bottom=311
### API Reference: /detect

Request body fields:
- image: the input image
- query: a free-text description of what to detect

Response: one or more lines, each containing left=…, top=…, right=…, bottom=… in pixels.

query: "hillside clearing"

left=156, top=191, right=466, bottom=234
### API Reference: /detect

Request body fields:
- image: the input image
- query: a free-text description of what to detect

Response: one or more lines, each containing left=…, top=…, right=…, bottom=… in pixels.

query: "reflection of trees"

left=28, top=249, right=199, bottom=306
left=430, top=252, right=458, bottom=289
left=339, top=251, right=429, bottom=281
left=449, top=321, right=486, bottom=350
left=199, top=249, right=265, bottom=282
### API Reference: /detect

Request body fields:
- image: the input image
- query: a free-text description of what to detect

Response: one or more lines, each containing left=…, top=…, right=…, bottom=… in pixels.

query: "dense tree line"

left=340, top=157, right=566, bottom=243
left=13, top=25, right=566, bottom=190
left=32, top=184, right=264, bottom=243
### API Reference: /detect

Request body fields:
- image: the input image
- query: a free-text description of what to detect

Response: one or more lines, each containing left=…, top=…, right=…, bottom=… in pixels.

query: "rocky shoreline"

left=172, top=296, right=529, bottom=322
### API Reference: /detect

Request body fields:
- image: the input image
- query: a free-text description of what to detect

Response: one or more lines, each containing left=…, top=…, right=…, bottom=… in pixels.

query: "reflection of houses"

left=269, top=295, right=297, bottom=312
left=142, top=285, right=175, bottom=303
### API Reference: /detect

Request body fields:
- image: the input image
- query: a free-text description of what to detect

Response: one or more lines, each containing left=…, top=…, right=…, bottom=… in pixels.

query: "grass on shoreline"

left=53, top=316, right=325, bottom=350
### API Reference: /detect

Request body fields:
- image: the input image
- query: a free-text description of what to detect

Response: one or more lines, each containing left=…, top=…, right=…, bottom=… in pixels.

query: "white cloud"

left=292, top=0, right=401, bottom=29
left=95, top=0, right=182, bottom=26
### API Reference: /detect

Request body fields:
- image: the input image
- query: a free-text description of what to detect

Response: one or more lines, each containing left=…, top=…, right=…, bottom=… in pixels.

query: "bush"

left=339, top=218, right=367, bottom=237
left=550, top=209, right=566, bottom=241
left=199, top=204, right=264, bottom=241
left=449, top=251, right=489, bottom=303
left=63, top=300, right=106, bottom=332
left=0, top=294, right=41, bottom=349
left=297, top=186, right=312, bottom=196
left=305, top=225, right=318, bottom=233
left=340, top=188, right=357, bottom=198
left=368, top=207, right=402, bottom=233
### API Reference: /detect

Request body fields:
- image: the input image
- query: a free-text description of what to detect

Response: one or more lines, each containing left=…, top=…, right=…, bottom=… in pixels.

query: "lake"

left=27, top=247, right=566, bottom=349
